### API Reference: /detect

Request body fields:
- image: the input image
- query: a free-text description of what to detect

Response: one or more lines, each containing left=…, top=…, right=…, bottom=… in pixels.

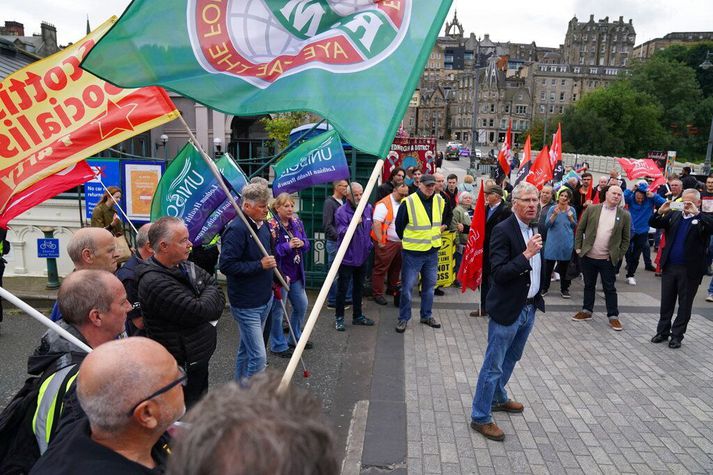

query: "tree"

left=561, top=81, right=669, bottom=157
left=259, top=112, right=309, bottom=149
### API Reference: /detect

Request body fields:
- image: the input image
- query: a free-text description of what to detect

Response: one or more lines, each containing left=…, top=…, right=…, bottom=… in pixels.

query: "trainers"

left=353, top=315, right=375, bottom=326
left=328, top=303, right=351, bottom=310
left=420, top=317, right=441, bottom=328
left=626, top=277, right=636, bottom=286
left=288, top=341, right=314, bottom=350
left=491, top=399, right=525, bottom=413
left=609, top=319, right=623, bottom=331
left=270, top=348, right=293, bottom=359
left=374, top=295, right=388, bottom=305
left=707, top=294, right=713, bottom=302
left=335, top=318, right=345, bottom=332
left=434, top=288, right=445, bottom=296
left=541, top=290, right=549, bottom=297
left=395, top=320, right=407, bottom=333
left=645, top=265, right=656, bottom=272
left=561, top=289, right=571, bottom=299
left=553, top=272, right=560, bottom=281
left=470, top=421, right=505, bottom=441
left=572, top=311, right=592, bottom=321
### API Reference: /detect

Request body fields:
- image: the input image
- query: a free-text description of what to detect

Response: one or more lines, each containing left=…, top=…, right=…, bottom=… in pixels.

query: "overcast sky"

left=3, top=0, right=712, bottom=49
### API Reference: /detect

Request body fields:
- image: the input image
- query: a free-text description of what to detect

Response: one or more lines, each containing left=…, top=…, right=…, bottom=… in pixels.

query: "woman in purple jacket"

left=267, top=193, right=312, bottom=357
left=334, top=182, right=374, bottom=331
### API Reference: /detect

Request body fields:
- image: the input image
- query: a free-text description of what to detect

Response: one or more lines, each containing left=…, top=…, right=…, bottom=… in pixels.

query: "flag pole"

left=98, top=178, right=139, bottom=234
left=278, top=158, right=384, bottom=393
left=176, top=115, right=289, bottom=290
left=0, top=287, right=93, bottom=353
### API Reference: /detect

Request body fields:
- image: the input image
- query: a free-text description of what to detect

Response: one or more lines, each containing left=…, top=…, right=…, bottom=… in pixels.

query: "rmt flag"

left=81, top=0, right=453, bottom=158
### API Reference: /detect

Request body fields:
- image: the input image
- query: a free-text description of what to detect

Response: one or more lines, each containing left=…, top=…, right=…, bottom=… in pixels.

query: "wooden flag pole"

left=176, top=115, right=289, bottom=290
left=278, top=158, right=384, bottom=393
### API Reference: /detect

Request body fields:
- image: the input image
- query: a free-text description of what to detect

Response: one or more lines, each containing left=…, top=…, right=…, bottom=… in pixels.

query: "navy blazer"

left=485, top=214, right=546, bottom=326
left=649, top=211, right=713, bottom=280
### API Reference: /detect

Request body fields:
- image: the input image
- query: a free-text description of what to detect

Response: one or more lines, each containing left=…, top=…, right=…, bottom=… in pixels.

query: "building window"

left=549, top=105, right=555, bottom=113
left=505, top=104, right=511, bottom=113
left=561, top=79, right=566, bottom=86
left=490, top=104, right=495, bottom=112
left=489, top=119, right=494, bottom=126
left=539, top=104, right=545, bottom=113
left=560, top=92, right=565, bottom=101
left=540, top=91, right=545, bottom=100
left=549, top=92, right=555, bottom=101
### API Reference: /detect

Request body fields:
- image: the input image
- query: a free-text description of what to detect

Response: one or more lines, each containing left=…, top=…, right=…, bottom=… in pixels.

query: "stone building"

left=633, top=32, right=713, bottom=60
left=0, top=20, right=59, bottom=57
left=562, top=15, right=636, bottom=67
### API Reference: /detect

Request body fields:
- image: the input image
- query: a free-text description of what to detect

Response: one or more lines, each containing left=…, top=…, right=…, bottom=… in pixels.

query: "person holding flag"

left=450, top=191, right=474, bottom=288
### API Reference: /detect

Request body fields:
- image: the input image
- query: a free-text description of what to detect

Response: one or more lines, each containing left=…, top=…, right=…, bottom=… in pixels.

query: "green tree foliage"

left=561, top=81, right=668, bottom=157
left=260, top=112, right=309, bottom=149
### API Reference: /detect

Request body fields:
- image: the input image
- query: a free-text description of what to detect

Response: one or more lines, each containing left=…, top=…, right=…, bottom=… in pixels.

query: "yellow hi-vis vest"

left=402, top=193, right=445, bottom=251
left=32, top=364, right=80, bottom=454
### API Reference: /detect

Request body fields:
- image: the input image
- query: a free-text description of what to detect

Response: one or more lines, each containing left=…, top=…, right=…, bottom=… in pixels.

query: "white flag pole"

left=98, top=178, right=139, bottom=234
left=0, top=287, right=93, bottom=353
left=278, top=158, right=384, bottom=393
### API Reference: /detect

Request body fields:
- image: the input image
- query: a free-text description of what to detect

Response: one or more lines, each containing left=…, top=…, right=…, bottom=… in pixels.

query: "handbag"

left=114, top=235, right=132, bottom=264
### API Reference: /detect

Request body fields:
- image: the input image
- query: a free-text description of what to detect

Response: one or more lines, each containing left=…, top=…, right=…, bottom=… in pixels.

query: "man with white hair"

left=31, top=337, right=185, bottom=474
left=220, top=183, right=276, bottom=380
left=470, top=182, right=546, bottom=441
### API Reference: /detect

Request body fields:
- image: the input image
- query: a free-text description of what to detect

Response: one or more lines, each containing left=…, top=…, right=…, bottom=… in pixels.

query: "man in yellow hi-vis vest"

left=393, top=174, right=446, bottom=333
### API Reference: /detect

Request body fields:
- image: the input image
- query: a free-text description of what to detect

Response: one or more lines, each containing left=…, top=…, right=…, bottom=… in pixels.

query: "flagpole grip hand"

left=261, top=255, right=277, bottom=270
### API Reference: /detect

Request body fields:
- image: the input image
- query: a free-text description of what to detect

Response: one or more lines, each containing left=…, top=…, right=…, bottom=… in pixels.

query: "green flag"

left=81, top=0, right=452, bottom=158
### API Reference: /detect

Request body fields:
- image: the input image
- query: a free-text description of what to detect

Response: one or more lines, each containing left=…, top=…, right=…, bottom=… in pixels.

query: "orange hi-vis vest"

left=370, top=195, right=396, bottom=244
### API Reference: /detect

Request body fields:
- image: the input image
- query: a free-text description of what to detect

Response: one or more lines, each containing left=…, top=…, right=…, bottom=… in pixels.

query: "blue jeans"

left=399, top=250, right=437, bottom=322
left=231, top=297, right=273, bottom=381
left=327, top=240, right=352, bottom=306
left=471, top=304, right=536, bottom=423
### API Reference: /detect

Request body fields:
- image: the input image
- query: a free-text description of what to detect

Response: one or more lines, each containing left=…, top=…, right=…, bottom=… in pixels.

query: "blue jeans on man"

left=327, top=239, right=352, bottom=306
left=471, top=304, right=536, bottom=423
left=269, top=280, right=309, bottom=351
left=399, top=250, right=437, bottom=322
left=231, top=296, right=273, bottom=380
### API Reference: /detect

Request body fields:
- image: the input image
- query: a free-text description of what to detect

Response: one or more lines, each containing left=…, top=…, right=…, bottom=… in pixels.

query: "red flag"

left=617, top=158, right=666, bottom=192
left=458, top=181, right=486, bottom=293
left=0, top=161, right=95, bottom=228
left=513, top=135, right=532, bottom=186
left=497, top=120, right=512, bottom=176
left=549, top=123, right=562, bottom=169
left=526, top=146, right=553, bottom=190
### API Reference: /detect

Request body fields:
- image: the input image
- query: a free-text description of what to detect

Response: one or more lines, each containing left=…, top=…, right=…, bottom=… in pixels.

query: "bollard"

left=39, top=227, right=60, bottom=289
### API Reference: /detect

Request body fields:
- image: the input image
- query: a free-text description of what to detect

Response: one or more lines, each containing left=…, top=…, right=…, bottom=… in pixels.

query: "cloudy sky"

left=3, top=0, right=712, bottom=48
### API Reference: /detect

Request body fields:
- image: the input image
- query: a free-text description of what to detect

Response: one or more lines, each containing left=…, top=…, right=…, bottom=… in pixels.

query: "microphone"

left=529, top=222, right=539, bottom=234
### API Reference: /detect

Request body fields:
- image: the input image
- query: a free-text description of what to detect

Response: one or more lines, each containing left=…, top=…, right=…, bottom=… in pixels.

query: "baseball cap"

left=421, top=174, right=436, bottom=185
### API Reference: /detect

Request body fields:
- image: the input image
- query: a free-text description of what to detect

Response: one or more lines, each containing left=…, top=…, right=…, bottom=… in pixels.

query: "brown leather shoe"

left=469, top=308, right=488, bottom=317
left=470, top=421, right=505, bottom=441
left=609, top=319, right=623, bottom=331
left=572, top=311, right=592, bottom=321
left=491, top=399, right=524, bottom=413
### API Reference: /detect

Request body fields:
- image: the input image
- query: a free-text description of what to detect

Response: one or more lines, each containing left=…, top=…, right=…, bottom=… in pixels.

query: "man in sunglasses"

left=32, top=337, right=185, bottom=474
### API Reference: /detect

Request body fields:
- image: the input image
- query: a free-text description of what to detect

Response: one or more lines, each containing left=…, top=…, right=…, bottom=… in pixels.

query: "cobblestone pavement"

left=402, top=280, right=713, bottom=474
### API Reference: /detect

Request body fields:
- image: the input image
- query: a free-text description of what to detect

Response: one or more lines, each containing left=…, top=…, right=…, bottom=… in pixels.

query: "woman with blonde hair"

left=267, top=193, right=312, bottom=357
left=90, top=186, right=124, bottom=236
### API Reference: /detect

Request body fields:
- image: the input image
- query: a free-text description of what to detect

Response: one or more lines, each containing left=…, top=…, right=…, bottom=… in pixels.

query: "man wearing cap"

left=470, top=183, right=511, bottom=317
left=623, top=181, right=665, bottom=285
left=394, top=174, right=446, bottom=333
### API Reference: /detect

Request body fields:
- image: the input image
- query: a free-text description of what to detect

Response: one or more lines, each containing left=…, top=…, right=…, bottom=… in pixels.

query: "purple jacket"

left=336, top=202, right=373, bottom=266
left=268, top=216, right=310, bottom=284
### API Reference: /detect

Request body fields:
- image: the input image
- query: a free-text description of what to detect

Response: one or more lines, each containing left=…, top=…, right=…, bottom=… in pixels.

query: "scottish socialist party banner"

left=81, top=0, right=453, bottom=158
left=272, top=130, right=349, bottom=196
left=0, top=18, right=179, bottom=215
left=150, top=144, right=248, bottom=246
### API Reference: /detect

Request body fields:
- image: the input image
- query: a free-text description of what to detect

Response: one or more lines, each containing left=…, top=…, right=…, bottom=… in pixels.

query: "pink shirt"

left=587, top=205, right=617, bottom=260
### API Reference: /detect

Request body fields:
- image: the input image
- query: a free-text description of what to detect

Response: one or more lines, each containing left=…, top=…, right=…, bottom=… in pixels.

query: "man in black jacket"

left=323, top=179, right=351, bottom=308
left=115, top=223, right=152, bottom=336
left=470, top=182, right=545, bottom=441
left=137, top=217, right=225, bottom=407
left=649, top=189, right=713, bottom=348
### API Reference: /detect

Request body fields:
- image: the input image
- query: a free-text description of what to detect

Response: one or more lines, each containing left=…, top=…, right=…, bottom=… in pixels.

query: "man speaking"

left=470, top=182, right=545, bottom=441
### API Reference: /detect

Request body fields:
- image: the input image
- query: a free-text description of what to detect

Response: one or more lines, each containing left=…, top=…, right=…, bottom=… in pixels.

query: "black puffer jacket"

left=137, top=257, right=225, bottom=365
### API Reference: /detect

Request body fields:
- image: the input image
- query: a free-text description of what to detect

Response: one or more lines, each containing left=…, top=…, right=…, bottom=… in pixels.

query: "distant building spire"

left=86, top=15, right=91, bottom=34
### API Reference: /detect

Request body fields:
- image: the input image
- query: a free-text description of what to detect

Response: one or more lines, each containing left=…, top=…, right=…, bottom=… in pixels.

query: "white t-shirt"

left=373, top=195, right=402, bottom=242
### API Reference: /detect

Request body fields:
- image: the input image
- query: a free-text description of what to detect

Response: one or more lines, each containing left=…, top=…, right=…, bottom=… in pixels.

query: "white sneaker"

left=707, top=294, right=713, bottom=302
left=626, top=277, right=636, bottom=286
left=553, top=272, right=561, bottom=282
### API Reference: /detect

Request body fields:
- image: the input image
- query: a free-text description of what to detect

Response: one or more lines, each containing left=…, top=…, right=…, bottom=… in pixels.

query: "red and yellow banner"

left=0, top=17, right=179, bottom=214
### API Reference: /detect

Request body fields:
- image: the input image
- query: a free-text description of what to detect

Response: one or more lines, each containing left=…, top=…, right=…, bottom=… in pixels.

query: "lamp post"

left=214, top=137, right=223, bottom=158
left=469, top=36, right=481, bottom=175
left=155, top=133, right=168, bottom=160
left=700, top=51, right=713, bottom=175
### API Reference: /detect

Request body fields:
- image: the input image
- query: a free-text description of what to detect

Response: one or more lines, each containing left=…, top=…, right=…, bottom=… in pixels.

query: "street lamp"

left=214, top=137, right=223, bottom=158
left=469, top=36, right=481, bottom=175
left=700, top=51, right=713, bottom=175
left=155, top=133, right=168, bottom=160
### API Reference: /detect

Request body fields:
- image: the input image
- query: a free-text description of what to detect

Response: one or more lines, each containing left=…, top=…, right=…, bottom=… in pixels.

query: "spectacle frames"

left=127, top=366, right=187, bottom=417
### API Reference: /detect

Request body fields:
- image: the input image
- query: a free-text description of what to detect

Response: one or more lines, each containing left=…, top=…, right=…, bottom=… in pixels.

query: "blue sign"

left=37, top=238, right=60, bottom=259
left=85, top=159, right=121, bottom=220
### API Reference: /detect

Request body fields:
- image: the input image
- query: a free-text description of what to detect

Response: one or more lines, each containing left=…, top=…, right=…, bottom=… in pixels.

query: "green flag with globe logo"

left=81, top=0, right=452, bottom=158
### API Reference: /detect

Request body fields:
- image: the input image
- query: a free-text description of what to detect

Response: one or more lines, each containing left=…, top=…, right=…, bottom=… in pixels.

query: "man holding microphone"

left=470, top=182, right=546, bottom=441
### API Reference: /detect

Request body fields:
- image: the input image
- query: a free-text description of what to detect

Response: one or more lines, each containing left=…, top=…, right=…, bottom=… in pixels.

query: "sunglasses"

left=126, top=366, right=187, bottom=417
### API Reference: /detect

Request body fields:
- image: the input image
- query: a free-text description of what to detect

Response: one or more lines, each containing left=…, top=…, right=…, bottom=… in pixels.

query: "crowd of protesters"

left=4, top=159, right=713, bottom=471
